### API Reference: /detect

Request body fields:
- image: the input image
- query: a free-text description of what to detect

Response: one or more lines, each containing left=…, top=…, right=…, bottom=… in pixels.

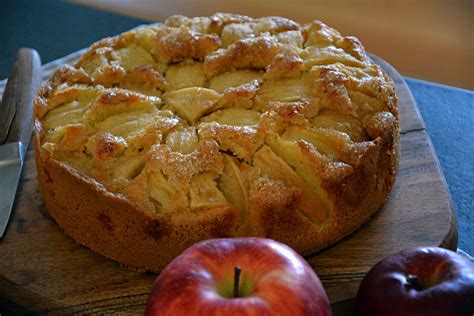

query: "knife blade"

left=0, top=48, right=41, bottom=239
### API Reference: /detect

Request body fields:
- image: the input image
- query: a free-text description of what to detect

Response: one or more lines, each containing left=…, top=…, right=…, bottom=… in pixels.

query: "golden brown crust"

left=34, top=13, right=399, bottom=271
left=35, top=121, right=238, bottom=272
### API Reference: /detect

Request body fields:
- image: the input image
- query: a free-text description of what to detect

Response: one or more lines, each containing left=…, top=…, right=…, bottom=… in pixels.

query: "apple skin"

left=355, top=247, right=474, bottom=316
left=145, top=237, right=332, bottom=316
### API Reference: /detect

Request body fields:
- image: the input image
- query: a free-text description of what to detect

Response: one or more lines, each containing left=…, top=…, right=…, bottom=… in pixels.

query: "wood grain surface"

left=0, top=56, right=457, bottom=315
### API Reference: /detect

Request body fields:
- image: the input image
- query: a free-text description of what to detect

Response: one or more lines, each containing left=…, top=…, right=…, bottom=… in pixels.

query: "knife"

left=0, top=48, right=41, bottom=239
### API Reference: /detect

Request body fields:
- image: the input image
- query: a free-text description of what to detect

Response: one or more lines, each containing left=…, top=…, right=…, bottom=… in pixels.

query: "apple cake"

left=35, top=13, right=399, bottom=272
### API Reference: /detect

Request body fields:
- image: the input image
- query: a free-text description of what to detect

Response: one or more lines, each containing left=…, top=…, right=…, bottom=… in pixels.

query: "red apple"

left=146, top=237, right=332, bottom=316
left=356, top=247, right=474, bottom=316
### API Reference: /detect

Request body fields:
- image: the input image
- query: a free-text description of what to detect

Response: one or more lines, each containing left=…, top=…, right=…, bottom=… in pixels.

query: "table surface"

left=1, top=0, right=472, bottom=278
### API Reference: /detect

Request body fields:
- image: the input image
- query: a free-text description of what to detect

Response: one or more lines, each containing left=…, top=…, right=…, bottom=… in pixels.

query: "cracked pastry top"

left=34, top=13, right=399, bottom=272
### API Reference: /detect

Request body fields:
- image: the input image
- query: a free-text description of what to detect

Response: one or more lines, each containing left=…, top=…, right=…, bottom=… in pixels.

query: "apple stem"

left=233, top=266, right=242, bottom=298
left=406, top=274, right=423, bottom=291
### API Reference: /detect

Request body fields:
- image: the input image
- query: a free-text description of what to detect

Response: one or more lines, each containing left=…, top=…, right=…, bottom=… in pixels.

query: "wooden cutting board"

left=0, top=55, right=456, bottom=315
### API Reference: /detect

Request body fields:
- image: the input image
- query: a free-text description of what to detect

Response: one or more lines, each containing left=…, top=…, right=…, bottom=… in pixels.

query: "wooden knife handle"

left=0, top=48, right=41, bottom=147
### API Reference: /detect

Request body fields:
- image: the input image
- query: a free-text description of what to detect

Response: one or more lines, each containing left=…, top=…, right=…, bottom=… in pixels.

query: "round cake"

left=34, top=13, right=399, bottom=272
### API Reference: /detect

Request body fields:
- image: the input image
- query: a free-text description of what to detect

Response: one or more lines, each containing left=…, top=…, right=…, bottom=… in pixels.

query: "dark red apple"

left=356, top=246, right=474, bottom=316
left=146, top=237, right=332, bottom=316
